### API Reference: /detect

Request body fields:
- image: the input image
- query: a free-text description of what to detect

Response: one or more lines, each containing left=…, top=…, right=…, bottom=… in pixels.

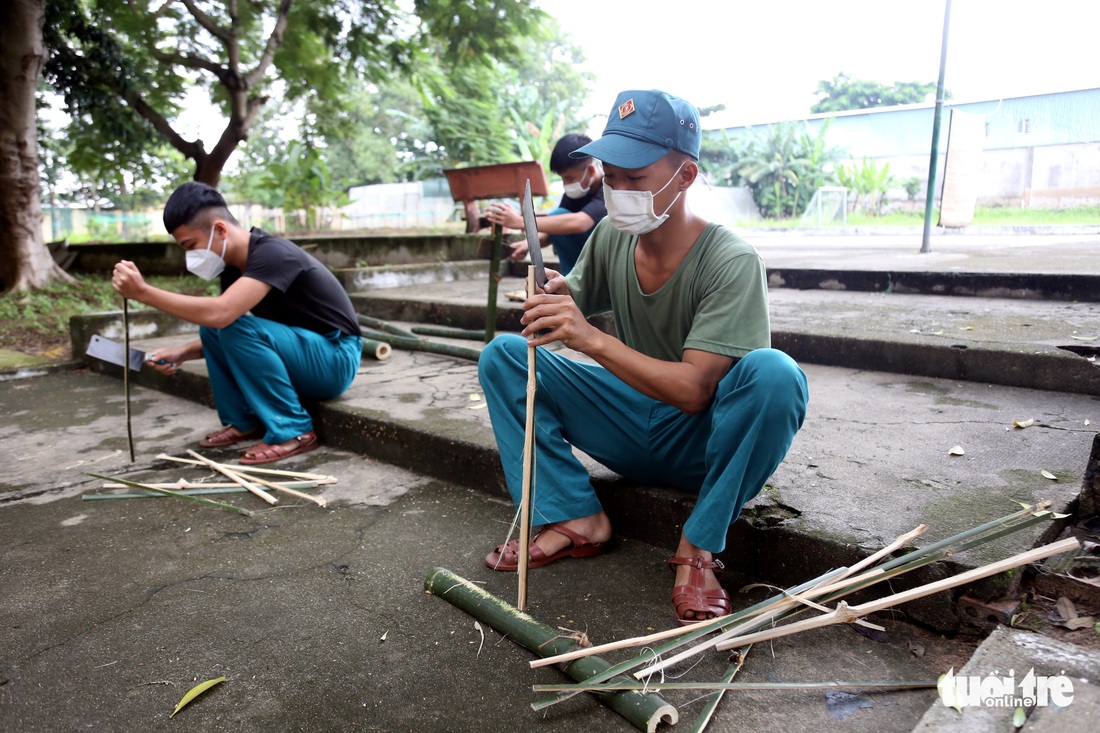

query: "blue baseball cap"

left=570, top=89, right=701, bottom=169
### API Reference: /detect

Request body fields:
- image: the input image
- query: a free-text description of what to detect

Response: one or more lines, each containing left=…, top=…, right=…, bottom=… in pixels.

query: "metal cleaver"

left=521, top=178, right=548, bottom=288
left=85, top=334, right=146, bottom=372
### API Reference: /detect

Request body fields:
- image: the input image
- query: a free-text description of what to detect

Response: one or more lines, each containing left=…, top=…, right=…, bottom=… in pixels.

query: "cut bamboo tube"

left=424, top=568, right=677, bottom=733
left=185, top=450, right=278, bottom=505
left=362, top=338, right=392, bottom=361
left=518, top=265, right=537, bottom=610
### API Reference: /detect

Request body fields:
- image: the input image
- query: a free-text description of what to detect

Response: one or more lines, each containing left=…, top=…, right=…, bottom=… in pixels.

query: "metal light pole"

left=921, top=0, right=952, bottom=254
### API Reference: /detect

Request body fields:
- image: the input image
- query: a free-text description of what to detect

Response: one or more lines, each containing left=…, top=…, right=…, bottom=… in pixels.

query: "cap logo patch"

left=618, top=99, right=636, bottom=119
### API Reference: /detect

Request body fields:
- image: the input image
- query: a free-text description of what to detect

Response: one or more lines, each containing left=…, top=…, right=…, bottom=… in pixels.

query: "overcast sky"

left=536, top=0, right=1100, bottom=132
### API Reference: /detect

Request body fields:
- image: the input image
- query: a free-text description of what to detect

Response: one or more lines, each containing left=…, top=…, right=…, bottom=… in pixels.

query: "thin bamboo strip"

left=98, top=481, right=318, bottom=490
left=185, top=450, right=278, bottom=505
left=535, top=680, right=938, bottom=693
left=84, top=472, right=252, bottom=516
left=689, top=645, right=751, bottom=733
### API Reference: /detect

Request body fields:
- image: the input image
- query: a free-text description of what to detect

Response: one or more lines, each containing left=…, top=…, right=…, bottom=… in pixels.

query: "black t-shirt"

left=557, top=181, right=606, bottom=223
left=220, top=228, right=361, bottom=337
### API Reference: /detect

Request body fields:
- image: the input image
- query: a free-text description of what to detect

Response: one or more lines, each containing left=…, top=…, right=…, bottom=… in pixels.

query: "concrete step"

left=348, top=273, right=1100, bottom=395
left=911, top=625, right=1100, bottom=732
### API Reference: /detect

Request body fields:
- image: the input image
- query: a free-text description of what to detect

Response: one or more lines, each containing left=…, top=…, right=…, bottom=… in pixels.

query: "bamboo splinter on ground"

left=517, top=264, right=537, bottom=610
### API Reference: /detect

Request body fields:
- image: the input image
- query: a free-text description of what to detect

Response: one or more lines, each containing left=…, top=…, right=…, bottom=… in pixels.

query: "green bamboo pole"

left=410, top=325, right=487, bottom=341
left=424, top=567, right=677, bottom=732
left=485, top=223, right=503, bottom=343
left=356, top=315, right=418, bottom=339
left=359, top=326, right=482, bottom=363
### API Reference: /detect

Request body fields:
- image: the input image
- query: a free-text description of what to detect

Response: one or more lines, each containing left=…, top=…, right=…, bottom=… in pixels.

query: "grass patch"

left=0, top=274, right=217, bottom=360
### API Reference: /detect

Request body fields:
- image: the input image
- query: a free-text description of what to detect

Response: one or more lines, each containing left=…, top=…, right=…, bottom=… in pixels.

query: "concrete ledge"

left=768, top=269, right=1100, bottom=302
left=912, top=626, right=1100, bottom=732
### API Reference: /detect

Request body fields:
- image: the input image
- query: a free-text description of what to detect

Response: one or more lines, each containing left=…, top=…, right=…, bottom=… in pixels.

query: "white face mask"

left=185, top=226, right=226, bottom=281
left=562, top=168, right=592, bottom=200
left=603, top=163, right=685, bottom=235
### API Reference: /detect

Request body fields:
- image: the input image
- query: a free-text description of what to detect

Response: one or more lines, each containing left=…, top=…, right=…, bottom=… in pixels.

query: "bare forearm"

left=582, top=333, right=715, bottom=414
left=134, top=287, right=235, bottom=329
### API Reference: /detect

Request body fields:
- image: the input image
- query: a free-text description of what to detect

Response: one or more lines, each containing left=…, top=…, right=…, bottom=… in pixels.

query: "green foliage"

left=0, top=274, right=217, bottom=351
left=811, top=73, right=942, bottom=114
left=315, top=16, right=591, bottom=185
left=836, top=156, right=895, bottom=215
left=903, top=176, right=923, bottom=202
left=41, top=0, right=547, bottom=194
left=260, top=141, right=350, bottom=232
left=724, top=120, right=845, bottom=219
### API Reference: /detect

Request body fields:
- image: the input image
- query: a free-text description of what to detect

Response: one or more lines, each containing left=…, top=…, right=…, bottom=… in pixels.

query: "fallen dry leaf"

left=1055, top=596, right=1077, bottom=622
left=1041, top=470, right=1058, bottom=481
left=1013, top=419, right=1035, bottom=429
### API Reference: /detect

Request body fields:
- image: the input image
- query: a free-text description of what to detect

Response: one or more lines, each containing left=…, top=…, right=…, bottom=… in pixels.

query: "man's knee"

left=723, top=349, right=808, bottom=410
left=478, top=334, right=527, bottom=384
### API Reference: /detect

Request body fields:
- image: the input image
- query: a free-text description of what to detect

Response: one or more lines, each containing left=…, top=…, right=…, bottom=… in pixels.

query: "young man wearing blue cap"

left=479, top=90, right=809, bottom=625
left=486, top=133, right=606, bottom=274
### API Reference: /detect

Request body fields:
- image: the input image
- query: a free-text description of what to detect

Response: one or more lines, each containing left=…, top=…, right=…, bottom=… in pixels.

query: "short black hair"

left=550, top=134, right=593, bottom=174
left=163, top=182, right=237, bottom=234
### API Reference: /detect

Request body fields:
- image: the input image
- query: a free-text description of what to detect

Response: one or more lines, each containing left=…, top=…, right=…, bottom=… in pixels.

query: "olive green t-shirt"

left=564, top=219, right=770, bottom=362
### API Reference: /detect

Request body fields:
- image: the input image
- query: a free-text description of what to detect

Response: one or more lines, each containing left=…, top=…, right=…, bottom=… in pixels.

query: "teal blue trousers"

left=200, top=315, right=361, bottom=444
left=478, top=335, right=808, bottom=553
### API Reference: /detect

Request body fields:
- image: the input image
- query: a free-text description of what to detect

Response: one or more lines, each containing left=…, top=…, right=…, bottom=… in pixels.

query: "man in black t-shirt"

left=111, top=182, right=363, bottom=465
left=486, top=134, right=606, bottom=274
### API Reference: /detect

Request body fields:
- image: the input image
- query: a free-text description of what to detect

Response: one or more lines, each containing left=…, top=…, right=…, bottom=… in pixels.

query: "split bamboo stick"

left=185, top=450, right=278, bottom=505
left=518, top=264, right=537, bottom=610
left=692, top=537, right=1078, bottom=660
left=155, top=453, right=336, bottom=482
left=424, top=567, right=677, bottom=733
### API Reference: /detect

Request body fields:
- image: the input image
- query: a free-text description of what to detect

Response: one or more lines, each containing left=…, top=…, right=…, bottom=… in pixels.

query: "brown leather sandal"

left=668, top=555, right=732, bottom=626
left=199, top=425, right=263, bottom=448
left=485, top=523, right=607, bottom=571
left=239, top=431, right=319, bottom=465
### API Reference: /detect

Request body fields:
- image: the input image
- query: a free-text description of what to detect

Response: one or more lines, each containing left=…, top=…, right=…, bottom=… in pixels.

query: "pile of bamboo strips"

left=429, top=501, right=1078, bottom=733
left=527, top=502, right=1076, bottom=722
left=84, top=451, right=336, bottom=514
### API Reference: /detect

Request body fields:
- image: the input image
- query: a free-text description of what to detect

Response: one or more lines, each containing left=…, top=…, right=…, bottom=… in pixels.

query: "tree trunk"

left=0, top=0, right=74, bottom=292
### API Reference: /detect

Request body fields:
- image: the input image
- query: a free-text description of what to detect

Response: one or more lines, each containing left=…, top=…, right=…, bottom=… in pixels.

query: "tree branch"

left=243, top=0, right=292, bottom=88
left=179, top=0, right=231, bottom=42
left=149, top=47, right=228, bottom=81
